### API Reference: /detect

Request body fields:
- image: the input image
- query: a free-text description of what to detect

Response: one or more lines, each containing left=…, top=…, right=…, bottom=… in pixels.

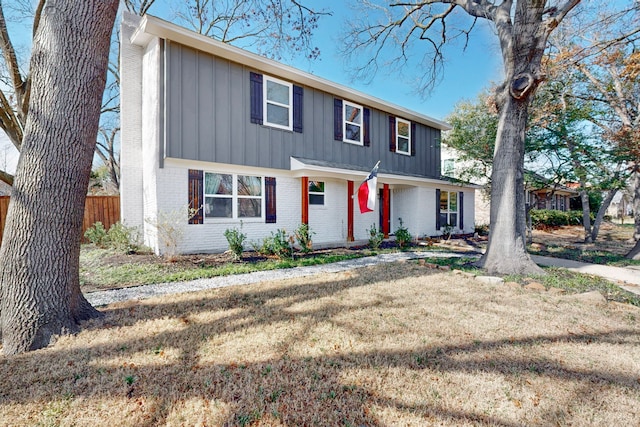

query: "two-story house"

left=120, top=13, right=476, bottom=255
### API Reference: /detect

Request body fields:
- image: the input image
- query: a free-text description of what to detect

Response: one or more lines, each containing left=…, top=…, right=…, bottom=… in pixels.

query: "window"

left=309, top=181, right=325, bottom=205
left=439, top=191, right=458, bottom=228
left=204, top=173, right=262, bottom=219
left=334, top=99, right=370, bottom=145
left=396, top=118, right=411, bottom=155
left=264, top=75, right=293, bottom=130
left=343, top=101, right=363, bottom=145
left=442, top=159, right=455, bottom=176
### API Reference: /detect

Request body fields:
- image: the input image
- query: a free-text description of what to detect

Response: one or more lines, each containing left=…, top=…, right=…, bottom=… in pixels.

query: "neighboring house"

left=120, top=13, right=476, bottom=255
left=524, top=172, right=579, bottom=212
left=606, top=189, right=633, bottom=220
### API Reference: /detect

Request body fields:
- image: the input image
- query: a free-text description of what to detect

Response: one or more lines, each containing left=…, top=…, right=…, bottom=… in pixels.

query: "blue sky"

left=1, top=1, right=504, bottom=174
left=290, top=2, right=503, bottom=121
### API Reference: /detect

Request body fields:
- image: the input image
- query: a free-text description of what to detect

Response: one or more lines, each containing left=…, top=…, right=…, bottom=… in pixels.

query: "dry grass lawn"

left=1, top=262, right=639, bottom=426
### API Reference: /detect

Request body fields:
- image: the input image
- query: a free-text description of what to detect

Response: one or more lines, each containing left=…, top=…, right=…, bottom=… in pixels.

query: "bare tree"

left=0, top=0, right=118, bottom=355
left=345, top=1, right=581, bottom=275
left=172, top=0, right=327, bottom=60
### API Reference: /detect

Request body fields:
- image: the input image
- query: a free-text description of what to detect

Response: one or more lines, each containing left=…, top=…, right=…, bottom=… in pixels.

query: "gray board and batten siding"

left=164, top=40, right=442, bottom=178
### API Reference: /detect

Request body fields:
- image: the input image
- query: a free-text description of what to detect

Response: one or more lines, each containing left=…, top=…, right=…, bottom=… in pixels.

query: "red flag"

left=358, top=163, right=379, bottom=213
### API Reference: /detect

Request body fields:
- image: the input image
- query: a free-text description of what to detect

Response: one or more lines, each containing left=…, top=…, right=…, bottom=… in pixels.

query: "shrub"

left=145, top=206, right=197, bottom=259
left=106, top=222, right=140, bottom=253
left=475, top=223, right=489, bottom=236
left=367, top=224, right=384, bottom=250
left=294, top=223, right=314, bottom=253
left=271, top=229, right=293, bottom=259
left=85, top=221, right=139, bottom=252
left=224, top=223, right=247, bottom=261
left=530, top=209, right=583, bottom=228
left=441, top=223, right=454, bottom=241
left=84, top=222, right=108, bottom=247
left=394, top=218, right=412, bottom=248
left=251, top=236, right=275, bottom=256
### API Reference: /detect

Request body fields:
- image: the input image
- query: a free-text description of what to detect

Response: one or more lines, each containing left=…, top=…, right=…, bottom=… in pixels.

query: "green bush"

left=84, top=221, right=108, bottom=247
left=84, top=221, right=139, bottom=253
left=367, top=223, right=384, bottom=250
left=224, top=223, right=247, bottom=261
left=394, top=218, right=412, bottom=248
left=530, top=209, right=583, bottom=228
left=251, top=236, right=275, bottom=256
left=294, top=223, right=315, bottom=253
left=107, top=222, right=139, bottom=253
left=271, top=229, right=293, bottom=259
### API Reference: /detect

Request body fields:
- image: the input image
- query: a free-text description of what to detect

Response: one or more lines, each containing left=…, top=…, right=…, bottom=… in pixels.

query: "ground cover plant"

left=1, top=263, right=639, bottom=425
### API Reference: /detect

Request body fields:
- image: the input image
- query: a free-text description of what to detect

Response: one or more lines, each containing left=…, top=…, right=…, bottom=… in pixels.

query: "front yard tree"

left=347, top=1, right=580, bottom=274
left=0, top=0, right=119, bottom=354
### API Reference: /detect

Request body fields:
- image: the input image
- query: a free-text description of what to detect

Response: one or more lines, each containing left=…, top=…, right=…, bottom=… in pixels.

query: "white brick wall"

left=141, top=38, right=162, bottom=252
left=308, top=178, right=348, bottom=244
left=119, top=13, right=144, bottom=231
left=150, top=164, right=303, bottom=254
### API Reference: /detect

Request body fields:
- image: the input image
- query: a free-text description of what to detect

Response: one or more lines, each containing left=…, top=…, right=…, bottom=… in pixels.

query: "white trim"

left=263, top=75, right=293, bottom=131
left=342, top=100, right=363, bottom=146
left=290, top=157, right=480, bottom=189
left=395, top=117, right=411, bottom=156
left=128, top=13, right=452, bottom=131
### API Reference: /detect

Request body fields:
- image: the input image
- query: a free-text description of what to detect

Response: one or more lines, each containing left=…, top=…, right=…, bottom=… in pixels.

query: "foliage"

left=530, top=209, right=584, bottom=228
left=271, top=229, right=293, bottom=259
left=84, top=221, right=140, bottom=253
left=367, top=224, right=384, bottom=250
left=474, top=224, right=489, bottom=236
left=106, top=222, right=140, bottom=253
left=294, top=223, right=315, bottom=253
left=145, top=206, right=198, bottom=259
left=84, top=222, right=109, bottom=247
left=224, top=222, right=247, bottom=261
left=394, top=218, right=411, bottom=248
left=442, top=223, right=456, bottom=241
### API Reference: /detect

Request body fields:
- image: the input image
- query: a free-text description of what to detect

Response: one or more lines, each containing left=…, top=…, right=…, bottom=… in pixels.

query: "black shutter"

left=334, top=98, right=343, bottom=141
left=363, top=108, right=371, bottom=146
left=250, top=72, right=263, bottom=125
left=265, top=177, right=276, bottom=223
left=188, top=169, right=203, bottom=224
left=389, top=115, right=396, bottom=152
left=293, top=85, right=303, bottom=133
left=435, top=189, right=441, bottom=230
left=459, top=191, right=464, bottom=230
left=410, top=122, right=416, bottom=156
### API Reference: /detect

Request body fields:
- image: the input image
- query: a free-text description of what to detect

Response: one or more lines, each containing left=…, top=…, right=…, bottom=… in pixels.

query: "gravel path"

left=86, top=251, right=472, bottom=307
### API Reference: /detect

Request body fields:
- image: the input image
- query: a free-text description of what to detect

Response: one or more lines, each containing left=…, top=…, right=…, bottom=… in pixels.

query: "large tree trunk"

left=476, top=1, right=551, bottom=276
left=477, top=93, right=544, bottom=275
left=591, top=188, right=617, bottom=242
left=626, top=168, right=640, bottom=260
left=579, top=187, right=593, bottom=243
left=0, top=0, right=118, bottom=355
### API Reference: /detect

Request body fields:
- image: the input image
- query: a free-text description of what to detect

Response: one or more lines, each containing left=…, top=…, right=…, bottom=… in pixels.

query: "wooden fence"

left=0, top=195, right=120, bottom=244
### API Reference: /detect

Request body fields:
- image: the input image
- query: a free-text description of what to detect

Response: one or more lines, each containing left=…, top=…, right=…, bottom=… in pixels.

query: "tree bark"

left=591, top=188, right=617, bottom=242
left=476, top=1, right=556, bottom=275
left=579, top=187, right=593, bottom=243
left=0, top=0, right=118, bottom=355
left=626, top=168, right=640, bottom=260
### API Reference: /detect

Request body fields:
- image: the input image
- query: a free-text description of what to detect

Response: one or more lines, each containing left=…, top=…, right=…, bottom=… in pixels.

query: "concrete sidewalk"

left=532, top=255, right=640, bottom=296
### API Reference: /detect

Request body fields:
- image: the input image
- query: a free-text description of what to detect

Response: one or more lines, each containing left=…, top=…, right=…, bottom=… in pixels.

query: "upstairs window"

left=442, top=159, right=455, bottom=176
left=389, top=115, right=415, bottom=155
left=334, top=99, right=370, bottom=146
left=343, top=101, right=363, bottom=145
left=309, top=181, right=325, bottom=205
left=396, top=118, right=411, bottom=155
left=264, top=76, right=293, bottom=130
